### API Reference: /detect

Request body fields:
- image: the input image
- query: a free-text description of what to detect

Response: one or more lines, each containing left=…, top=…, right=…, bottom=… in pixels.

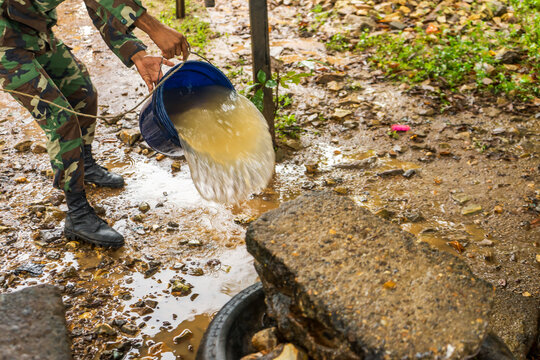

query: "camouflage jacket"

left=0, top=0, right=147, bottom=66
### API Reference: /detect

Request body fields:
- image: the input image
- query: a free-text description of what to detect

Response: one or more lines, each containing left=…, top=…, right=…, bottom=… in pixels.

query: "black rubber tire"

left=196, top=282, right=266, bottom=360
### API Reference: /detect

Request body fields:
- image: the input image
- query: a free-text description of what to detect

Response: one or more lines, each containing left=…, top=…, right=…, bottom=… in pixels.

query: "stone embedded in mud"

left=462, top=204, right=483, bottom=215
left=117, top=129, right=141, bottom=146
left=138, top=202, right=150, bottom=213
left=169, top=277, right=193, bottom=296
left=31, top=142, right=47, bottom=154
left=260, top=343, right=308, bottom=360
left=452, top=192, right=472, bottom=204
left=95, top=323, right=116, bottom=336
left=0, top=285, right=70, bottom=359
left=171, top=160, right=182, bottom=172
left=488, top=290, right=540, bottom=360
left=246, top=192, right=493, bottom=360
left=14, top=139, right=33, bottom=152
left=377, top=168, right=404, bottom=177
left=120, top=324, right=138, bottom=335
left=252, top=327, right=279, bottom=352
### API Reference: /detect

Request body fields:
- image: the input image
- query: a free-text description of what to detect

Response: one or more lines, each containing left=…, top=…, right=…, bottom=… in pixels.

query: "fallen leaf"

left=448, top=240, right=465, bottom=253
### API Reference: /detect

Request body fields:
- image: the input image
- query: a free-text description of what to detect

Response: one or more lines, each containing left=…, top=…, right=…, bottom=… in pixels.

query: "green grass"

left=352, top=0, right=540, bottom=101
left=327, top=33, right=351, bottom=52
left=155, top=0, right=214, bottom=52
left=275, top=113, right=302, bottom=139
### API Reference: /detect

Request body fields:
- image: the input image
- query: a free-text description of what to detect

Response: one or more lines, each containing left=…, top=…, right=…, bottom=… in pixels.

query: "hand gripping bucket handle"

left=138, top=59, right=235, bottom=158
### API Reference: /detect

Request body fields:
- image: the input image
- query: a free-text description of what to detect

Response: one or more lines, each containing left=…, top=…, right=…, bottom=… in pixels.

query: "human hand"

left=151, top=25, right=190, bottom=60
left=132, top=51, right=175, bottom=91
left=134, top=13, right=190, bottom=60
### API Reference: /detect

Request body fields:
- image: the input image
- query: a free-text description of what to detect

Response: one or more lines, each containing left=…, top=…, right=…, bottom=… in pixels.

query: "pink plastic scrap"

left=391, top=124, right=411, bottom=132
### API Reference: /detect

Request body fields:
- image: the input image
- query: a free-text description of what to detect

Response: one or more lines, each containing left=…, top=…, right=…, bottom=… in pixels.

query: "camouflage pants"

left=0, top=41, right=97, bottom=193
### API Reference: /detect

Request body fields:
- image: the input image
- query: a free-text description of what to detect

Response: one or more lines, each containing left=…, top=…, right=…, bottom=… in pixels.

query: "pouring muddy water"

left=139, top=60, right=275, bottom=203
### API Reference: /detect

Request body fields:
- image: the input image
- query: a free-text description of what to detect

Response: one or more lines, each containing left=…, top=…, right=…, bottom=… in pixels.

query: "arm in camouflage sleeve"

left=85, top=3, right=147, bottom=67
left=84, top=0, right=146, bottom=35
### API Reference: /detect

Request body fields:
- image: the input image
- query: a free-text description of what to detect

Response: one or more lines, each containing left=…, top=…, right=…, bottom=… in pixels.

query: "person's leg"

left=0, top=47, right=86, bottom=193
left=36, top=41, right=124, bottom=187
left=0, top=47, right=124, bottom=247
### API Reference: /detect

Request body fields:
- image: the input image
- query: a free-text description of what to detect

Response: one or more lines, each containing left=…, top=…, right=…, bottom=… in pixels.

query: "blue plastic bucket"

left=139, top=60, right=235, bottom=157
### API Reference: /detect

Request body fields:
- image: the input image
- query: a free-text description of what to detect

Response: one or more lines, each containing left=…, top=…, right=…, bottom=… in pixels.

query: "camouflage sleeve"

left=85, top=3, right=147, bottom=67
left=84, top=0, right=146, bottom=34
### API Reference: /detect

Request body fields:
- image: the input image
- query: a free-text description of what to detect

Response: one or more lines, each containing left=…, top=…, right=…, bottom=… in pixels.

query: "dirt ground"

left=0, top=0, right=538, bottom=359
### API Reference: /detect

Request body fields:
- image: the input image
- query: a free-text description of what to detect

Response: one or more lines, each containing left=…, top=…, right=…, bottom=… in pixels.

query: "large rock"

left=246, top=192, right=494, bottom=360
left=488, top=290, right=539, bottom=359
left=0, top=285, right=71, bottom=359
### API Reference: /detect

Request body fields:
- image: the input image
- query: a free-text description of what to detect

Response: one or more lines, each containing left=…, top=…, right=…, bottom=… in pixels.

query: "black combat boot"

left=64, top=191, right=124, bottom=248
left=83, top=144, right=125, bottom=188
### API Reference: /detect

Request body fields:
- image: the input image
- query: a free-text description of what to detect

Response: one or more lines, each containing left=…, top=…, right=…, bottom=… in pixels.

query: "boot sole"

left=84, top=180, right=125, bottom=189
left=64, top=229, right=124, bottom=248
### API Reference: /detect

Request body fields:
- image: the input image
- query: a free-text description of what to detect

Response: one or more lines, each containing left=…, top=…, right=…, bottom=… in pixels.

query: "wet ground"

left=0, top=0, right=539, bottom=359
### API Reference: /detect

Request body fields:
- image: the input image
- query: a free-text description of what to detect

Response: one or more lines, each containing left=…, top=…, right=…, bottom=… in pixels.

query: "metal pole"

left=176, top=0, right=185, bottom=18
left=249, top=0, right=275, bottom=143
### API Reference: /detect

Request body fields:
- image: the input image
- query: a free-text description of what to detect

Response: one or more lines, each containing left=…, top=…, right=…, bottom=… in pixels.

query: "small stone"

left=334, top=186, right=349, bottom=195
left=332, top=108, right=352, bottom=119
left=14, top=177, right=28, bottom=183
left=14, top=140, right=33, bottom=152
left=478, top=239, right=494, bottom=246
left=343, top=120, right=358, bottom=129
left=345, top=14, right=377, bottom=32
left=155, top=153, right=165, bottom=161
left=403, top=169, right=417, bottom=178
left=170, top=278, right=193, bottom=296
left=377, top=169, right=404, bottom=177
left=493, top=205, right=503, bottom=214
left=388, top=21, right=407, bottom=30
left=304, top=164, right=319, bottom=174
left=95, top=323, right=116, bottom=336
left=327, top=81, right=344, bottom=91
left=283, top=138, right=303, bottom=151
left=62, top=266, right=78, bottom=278
left=31, top=143, right=47, bottom=154
left=452, top=193, right=471, bottom=205
left=187, top=239, right=203, bottom=247
left=118, top=129, right=141, bottom=146
left=65, top=241, right=79, bottom=249
left=462, top=204, right=482, bottom=215
left=171, top=161, right=182, bottom=172
left=131, top=214, right=145, bottom=223
left=168, top=221, right=179, bottom=228
left=173, top=329, right=193, bottom=344
left=46, top=193, right=65, bottom=206
left=418, top=108, right=435, bottom=116
left=120, top=324, right=138, bottom=335
left=252, top=327, right=279, bottom=352
left=263, top=343, right=308, bottom=360
left=138, top=202, right=150, bottom=213
left=375, top=208, right=395, bottom=219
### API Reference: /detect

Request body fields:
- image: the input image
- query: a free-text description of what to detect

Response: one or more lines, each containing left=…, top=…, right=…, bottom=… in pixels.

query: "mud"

left=0, top=0, right=538, bottom=359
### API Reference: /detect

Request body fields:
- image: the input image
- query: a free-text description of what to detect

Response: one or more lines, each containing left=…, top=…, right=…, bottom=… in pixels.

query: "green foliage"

left=355, top=3, right=540, bottom=101
left=242, top=68, right=312, bottom=138
left=326, top=33, right=351, bottom=52
left=275, top=114, right=302, bottom=139
left=157, top=0, right=214, bottom=52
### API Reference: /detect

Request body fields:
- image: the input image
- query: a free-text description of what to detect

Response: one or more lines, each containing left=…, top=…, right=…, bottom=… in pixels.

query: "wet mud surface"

left=0, top=0, right=539, bottom=359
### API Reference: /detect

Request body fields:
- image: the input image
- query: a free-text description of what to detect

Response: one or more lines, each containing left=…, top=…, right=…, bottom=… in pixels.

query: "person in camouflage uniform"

left=0, top=0, right=188, bottom=247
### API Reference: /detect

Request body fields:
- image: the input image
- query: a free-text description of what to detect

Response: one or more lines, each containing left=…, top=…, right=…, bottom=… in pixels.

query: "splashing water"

left=163, top=85, right=275, bottom=203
